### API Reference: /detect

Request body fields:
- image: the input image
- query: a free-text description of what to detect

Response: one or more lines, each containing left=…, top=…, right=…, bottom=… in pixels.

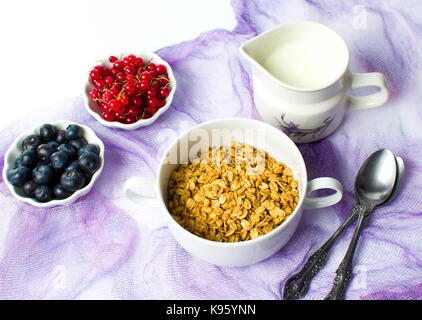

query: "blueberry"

left=34, top=185, right=53, bottom=202
left=57, top=144, right=77, bottom=158
left=78, top=152, right=101, bottom=175
left=7, top=166, right=31, bottom=186
left=32, top=165, right=55, bottom=185
left=53, top=184, right=73, bottom=200
left=61, top=170, right=86, bottom=191
left=78, top=144, right=100, bottom=156
left=22, top=134, right=42, bottom=151
left=20, top=149, right=38, bottom=167
left=39, top=124, right=57, bottom=142
left=65, top=124, right=81, bottom=140
left=36, top=144, right=55, bottom=163
left=55, top=130, right=68, bottom=144
left=68, top=137, right=87, bottom=150
left=50, top=151, right=69, bottom=171
left=22, top=180, right=38, bottom=196
left=47, top=141, right=60, bottom=151
left=14, top=156, right=22, bottom=168
left=65, top=160, right=81, bottom=172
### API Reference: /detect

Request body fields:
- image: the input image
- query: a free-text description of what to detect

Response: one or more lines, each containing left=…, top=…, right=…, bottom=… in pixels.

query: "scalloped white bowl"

left=2, top=120, right=105, bottom=208
left=83, top=51, right=177, bottom=130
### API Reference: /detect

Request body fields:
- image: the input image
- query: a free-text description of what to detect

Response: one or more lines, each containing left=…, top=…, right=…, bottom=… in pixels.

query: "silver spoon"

left=324, top=149, right=399, bottom=300
left=284, top=150, right=403, bottom=300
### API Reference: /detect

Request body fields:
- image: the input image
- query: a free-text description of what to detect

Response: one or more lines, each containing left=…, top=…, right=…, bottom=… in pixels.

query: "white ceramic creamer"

left=240, top=21, right=389, bottom=143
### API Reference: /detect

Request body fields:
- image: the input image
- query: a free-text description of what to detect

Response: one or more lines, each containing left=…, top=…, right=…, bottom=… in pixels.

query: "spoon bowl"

left=355, top=149, right=397, bottom=209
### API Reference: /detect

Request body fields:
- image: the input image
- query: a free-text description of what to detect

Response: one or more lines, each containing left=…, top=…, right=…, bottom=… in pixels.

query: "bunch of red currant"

left=88, top=54, right=172, bottom=124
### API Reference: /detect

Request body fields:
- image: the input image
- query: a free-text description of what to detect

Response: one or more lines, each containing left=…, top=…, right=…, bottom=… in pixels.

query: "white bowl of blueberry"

left=3, top=121, right=104, bottom=207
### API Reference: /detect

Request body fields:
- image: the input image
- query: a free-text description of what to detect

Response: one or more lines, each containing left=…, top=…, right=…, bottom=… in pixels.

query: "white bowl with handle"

left=3, top=120, right=104, bottom=208
left=124, top=118, right=343, bottom=266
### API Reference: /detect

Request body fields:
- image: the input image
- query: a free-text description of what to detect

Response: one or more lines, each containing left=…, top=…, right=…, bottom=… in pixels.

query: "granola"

left=168, top=142, right=299, bottom=242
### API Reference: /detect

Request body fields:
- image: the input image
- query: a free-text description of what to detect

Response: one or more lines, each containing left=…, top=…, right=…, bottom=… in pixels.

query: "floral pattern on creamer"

left=276, top=113, right=334, bottom=141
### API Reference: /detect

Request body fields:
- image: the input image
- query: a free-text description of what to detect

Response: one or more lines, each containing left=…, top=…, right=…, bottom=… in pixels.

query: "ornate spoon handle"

left=325, top=202, right=371, bottom=300
left=283, top=206, right=359, bottom=300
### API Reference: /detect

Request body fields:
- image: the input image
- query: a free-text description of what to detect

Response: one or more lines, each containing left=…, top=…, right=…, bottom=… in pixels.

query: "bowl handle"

left=303, top=177, right=343, bottom=209
left=124, top=177, right=161, bottom=207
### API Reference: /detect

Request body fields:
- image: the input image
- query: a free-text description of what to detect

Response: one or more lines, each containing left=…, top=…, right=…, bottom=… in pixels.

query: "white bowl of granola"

left=124, top=118, right=343, bottom=266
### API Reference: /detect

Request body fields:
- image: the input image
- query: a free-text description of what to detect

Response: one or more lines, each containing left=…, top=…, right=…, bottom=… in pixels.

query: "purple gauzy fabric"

left=0, top=0, right=421, bottom=300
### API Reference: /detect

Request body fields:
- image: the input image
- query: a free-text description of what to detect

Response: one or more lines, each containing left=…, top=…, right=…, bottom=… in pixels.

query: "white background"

left=0, top=0, right=235, bottom=130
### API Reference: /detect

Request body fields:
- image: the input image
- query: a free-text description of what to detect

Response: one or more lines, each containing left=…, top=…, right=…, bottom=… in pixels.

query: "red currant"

left=114, top=61, right=124, bottom=69
left=89, top=90, right=100, bottom=100
left=111, top=67, right=120, bottom=76
left=116, top=72, right=126, bottom=82
left=140, top=72, right=151, bottom=81
left=147, top=104, right=158, bottom=114
left=135, top=80, right=149, bottom=91
left=147, top=88, right=157, bottom=98
left=148, top=97, right=158, bottom=106
left=104, top=76, right=114, bottom=86
left=109, top=56, right=118, bottom=63
left=90, top=69, right=101, bottom=80
left=148, top=70, right=158, bottom=78
left=94, top=80, right=106, bottom=90
left=94, top=65, right=104, bottom=74
left=132, top=96, right=143, bottom=107
left=125, top=115, right=137, bottom=124
left=155, top=64, right=167, bottom=74
left=109, top=87, right=119, bottom=97
left=124, top=82, right=136, bottom=95
left=156, top=99, right=166, bottom=108
left=115, top=104, right=126, bottom=115
left=123, top=57, right=131, bottom=66
left=127, top=54, right=137, bottom=63
left=102, top=68, right=111, bottom=77
left=101, top=103, right=110, bottom=112
left=127, top=106, right=140, bottom=116
left=109, top=99, right=121, bottom=111
left=102, top=111, right=116, bottom=122
left=134, top=57, right=144, bottom=67
left=119, top=94, right=129, bottom=106
left=147, top=63, right=156, bottom=72
left=124, top=66, right=135, bottom=75
left=158, top=87, right=170, bottom=98
left=102, top=92, right=113, bottom=102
